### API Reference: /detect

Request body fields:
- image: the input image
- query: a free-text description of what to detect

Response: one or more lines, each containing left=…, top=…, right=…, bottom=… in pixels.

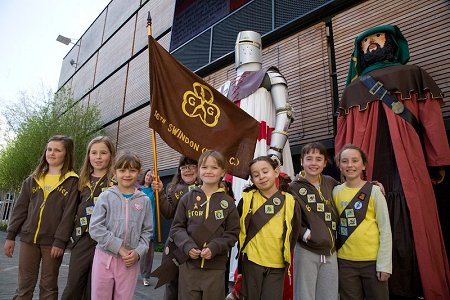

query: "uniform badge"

left=273, top=198, right=281, bottom=206
left=196, top=195, right=201, bottom=201
left=299, top=188, right=307, bottom=195
left=358, top=193, right=366, bottom=200
left=354, top=201, right=363, bottom=210
left=332, top=221, right=336, bottom=230
left=215, top=210, right=224, bottom=220
left=80, top=217, right=88, bottom=226
left=194, top=203, right=198, bottom=210
left=265, top=205, right=274, bottom=214
left=76, top=227, right=82, bottom=236
left=220, top=200, right=228, bottom=209
left=133, top=202, right=143, bottom=211
left=340, top=227, right=348, bottom=236
left=93, top=197, right=98, bottom=204
left=345, top=209, right=355, bottom=218
left=165, top=246, right=170, bottom=255
left=307, top=194, right=316, bottom=203
left=348, top=218, right=357, bottom=226
left=340, top=218, right=347, bottom=227
left=85, top=206, right=94, bottom=216
left=325, top=212, right=332, bottom=221
left=188, top=184, right=196, bottom=191
left=316, top=203, right=324, bottom=212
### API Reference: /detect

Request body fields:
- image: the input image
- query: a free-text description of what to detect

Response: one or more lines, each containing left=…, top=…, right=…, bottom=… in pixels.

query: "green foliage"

left=0, top=88, right=104, bottom=191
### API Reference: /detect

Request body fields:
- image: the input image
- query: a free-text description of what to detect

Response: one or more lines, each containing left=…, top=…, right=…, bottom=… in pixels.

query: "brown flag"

left=148, top=36, right=259, bottom=179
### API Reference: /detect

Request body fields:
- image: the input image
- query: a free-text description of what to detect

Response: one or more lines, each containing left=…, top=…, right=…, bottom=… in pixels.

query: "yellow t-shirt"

left=244, top=191, right=286, bottom=268
left=334, top=184, right=379, bottom=261
left=333, top=184, right=392, bottom=273
left=43, top=174, right=60, bottom=199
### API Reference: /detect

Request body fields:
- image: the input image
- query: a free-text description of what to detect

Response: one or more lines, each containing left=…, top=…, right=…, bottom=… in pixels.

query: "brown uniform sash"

left=241, top=191, right=286, bottom=252
left=336, top=182, right=373, bottom=250
left=190, top=195, right=232, bottom=246
left=291, top=181, right=337, bottom=235
left=151, top=193, right=231, bottom=287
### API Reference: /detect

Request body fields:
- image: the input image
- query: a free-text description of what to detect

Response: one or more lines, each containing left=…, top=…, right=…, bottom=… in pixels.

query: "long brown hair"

left=78, top=136, right=116, bottom=189
left=32, top=135, right=75, bottom=180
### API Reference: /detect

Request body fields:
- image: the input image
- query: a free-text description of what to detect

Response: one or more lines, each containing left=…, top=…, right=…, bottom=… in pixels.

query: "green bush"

left=0, top=88, right=103, bottom=191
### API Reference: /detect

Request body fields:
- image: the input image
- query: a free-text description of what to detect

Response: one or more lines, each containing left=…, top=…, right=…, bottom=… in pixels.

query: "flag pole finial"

left=147, top=12, right=152, bottom=26
left=147, top=12, right=152, bottom=36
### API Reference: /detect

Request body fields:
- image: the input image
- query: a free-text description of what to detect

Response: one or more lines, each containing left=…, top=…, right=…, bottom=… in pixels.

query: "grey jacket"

left=89, top=185, right=153, bottom=259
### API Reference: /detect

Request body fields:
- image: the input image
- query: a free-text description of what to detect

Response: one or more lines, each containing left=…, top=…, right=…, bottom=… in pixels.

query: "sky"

left=0, top=0, right=110, bottom=106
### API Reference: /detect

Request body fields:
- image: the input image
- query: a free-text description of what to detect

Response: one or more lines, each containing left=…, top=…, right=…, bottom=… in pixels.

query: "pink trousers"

left=91, top=249, right=139, bottom=300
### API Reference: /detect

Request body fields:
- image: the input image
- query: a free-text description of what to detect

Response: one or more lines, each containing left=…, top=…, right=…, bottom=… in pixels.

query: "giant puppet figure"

left=218, top=31, right=295, bottom=298
left=336, top=24, right=450, bottom=300
left=219, top=30, right=295, bottom=182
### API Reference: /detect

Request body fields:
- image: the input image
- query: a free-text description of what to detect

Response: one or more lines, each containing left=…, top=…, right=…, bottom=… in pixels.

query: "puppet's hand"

left=429, top=167, right=445, bottom=185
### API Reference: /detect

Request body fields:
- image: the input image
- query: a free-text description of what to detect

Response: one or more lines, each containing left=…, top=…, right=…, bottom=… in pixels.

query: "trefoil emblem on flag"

left=182, top=82, right=220, bottom=127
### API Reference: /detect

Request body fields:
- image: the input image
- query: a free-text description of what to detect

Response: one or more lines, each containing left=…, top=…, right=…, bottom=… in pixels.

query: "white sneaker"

left=143, top=278, right=150, bottom=286
left=225, top=291, right=238, bottom=300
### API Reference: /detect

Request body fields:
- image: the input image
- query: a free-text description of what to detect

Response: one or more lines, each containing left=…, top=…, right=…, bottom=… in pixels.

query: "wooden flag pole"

left=147, top=12, right=162, bottom=242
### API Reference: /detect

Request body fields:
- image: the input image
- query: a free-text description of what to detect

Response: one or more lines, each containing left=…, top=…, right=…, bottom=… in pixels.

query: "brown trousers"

left=338, top=259, right=389, bottom=300
left=61, top=234, right=96, bottom=300
left=178, top=262, right=225, bottom=300
left=140, top=240, right=155, bottom=279
left=240, top=257, right=286, bottom=300
left=14, top=241, right=63, bottom=300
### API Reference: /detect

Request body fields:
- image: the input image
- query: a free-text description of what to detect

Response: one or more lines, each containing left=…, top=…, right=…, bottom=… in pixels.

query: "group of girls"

left=3, top=134, right=392, bottom=300
left=3, top=135, right=156, bottom=300
left=158, top=143, right=391, bottom=300
left=291, top=142, right=391, bottom=300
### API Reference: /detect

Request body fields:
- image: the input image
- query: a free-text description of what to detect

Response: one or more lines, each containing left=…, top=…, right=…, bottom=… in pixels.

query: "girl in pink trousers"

left=89, top=151, right=153, bottom=299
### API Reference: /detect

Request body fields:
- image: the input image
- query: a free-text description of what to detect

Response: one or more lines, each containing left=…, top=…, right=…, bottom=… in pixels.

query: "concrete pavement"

left=0, top=231, right=165, bottom=299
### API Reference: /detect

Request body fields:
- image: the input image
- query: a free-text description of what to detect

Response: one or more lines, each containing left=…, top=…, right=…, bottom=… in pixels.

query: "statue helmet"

left=235, top=31, right=262, bottom=69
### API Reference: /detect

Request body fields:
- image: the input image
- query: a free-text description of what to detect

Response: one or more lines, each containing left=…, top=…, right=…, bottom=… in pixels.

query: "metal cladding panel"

left=206, top=23, right=333, bottom=148
left=95, top=18, right=135, bottom=85
left=77, top=10, right=107, bottom=66
left=133, top=0, right=176, bottom=54
left=157, top=32, right=172, bottom=50
left=268, top=23, right=333, bottom=146
left=332, top=0, right=450, bottom=119
left=124, top=33, right=171, bottom=113
left=58, top=43, right=80, bottom=89
left=274, top=0, right=332, bottom=28
left=124, top=50, right=149, bottom=113
left=103, top=122, right=119, bottom=147
left=211, top=0, right=272, bottom=62
left=116, top=105, right=180, bottom=171
left=89, top=66, right=127, bottom=124
left=206, top=64, right=235, bottom=91
left=60, top=80, right=73, bottom=96
left=71, top=54, right=97, bottom=101
left=172, top=30, right=211, bottom=71
left=103, top=0, right=140, bottom=41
